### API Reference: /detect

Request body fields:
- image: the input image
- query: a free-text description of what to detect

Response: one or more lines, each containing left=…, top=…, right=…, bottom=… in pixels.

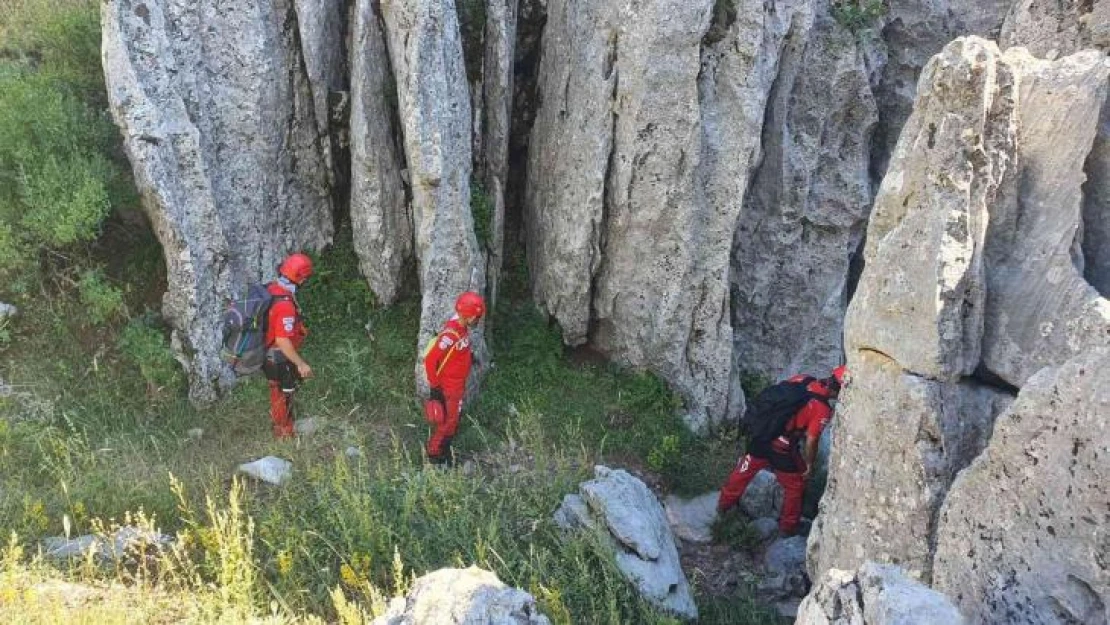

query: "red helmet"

left=831, top=365, right=850, bottom=387
left=279, top=253, right=314, bottom=284
left=455, top=291, right=486, bottom=318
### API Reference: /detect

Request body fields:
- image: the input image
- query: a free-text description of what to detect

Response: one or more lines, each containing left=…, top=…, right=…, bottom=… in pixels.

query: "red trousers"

left=268, top=381, right=296, bottom=439
left=717, top=454, right=806, bottom=533
left=426, top=395, right=462, bottom=459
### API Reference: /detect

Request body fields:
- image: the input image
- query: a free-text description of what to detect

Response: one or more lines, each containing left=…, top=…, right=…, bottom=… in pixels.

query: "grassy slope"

left=0, top=234, right=774, bottom=623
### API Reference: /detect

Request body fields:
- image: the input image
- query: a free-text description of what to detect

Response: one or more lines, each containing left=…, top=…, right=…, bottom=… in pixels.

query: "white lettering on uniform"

left=439, top=335, right=455, bottom=350
left=283, top=317, right=295, bottom=332
left=458, top=338, right=469, bottom=350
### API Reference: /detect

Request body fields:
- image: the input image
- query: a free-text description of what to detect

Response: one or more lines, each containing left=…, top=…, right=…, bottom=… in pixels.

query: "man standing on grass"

left=423, top=291, right=486, bottom=464
left=263, top=253, right=314, bottom=439
left=716, top=365, right=849, bottom=536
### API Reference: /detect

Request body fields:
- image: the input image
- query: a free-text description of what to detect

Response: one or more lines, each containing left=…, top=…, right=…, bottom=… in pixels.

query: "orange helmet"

left=455, top=291, right=486, bottom=318
left=829, top=365, right=850, bottom=391
left=278, top=253, right=314, bottom=285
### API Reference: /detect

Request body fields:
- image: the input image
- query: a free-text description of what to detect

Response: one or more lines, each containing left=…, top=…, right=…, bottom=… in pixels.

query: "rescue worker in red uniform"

left=263, top=253, right=314, bottom=439
left=717, top=365, right=850, bottom=536
left=423, top=291, right=486, bottom=464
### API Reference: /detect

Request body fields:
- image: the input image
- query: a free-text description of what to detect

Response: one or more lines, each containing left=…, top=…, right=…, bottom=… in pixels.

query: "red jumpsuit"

left=423, top=317, right=473, bottom=460
left=717, top=376, right=833, bottom=534
left=263, top=283, right=305, bottom=439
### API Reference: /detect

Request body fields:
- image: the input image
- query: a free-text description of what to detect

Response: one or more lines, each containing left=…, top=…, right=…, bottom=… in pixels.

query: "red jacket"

left=424, top=317, right=473, bottom=396
left=782, top=374, right=834, bottom=441
left=265, top=282, right=306, bottom=349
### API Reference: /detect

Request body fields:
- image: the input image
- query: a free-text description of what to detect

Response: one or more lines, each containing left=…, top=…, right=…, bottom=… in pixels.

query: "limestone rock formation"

left=295, top=0, right=347, bottom=183
left=480, top=0, right=516, bottom=307
left=101, top=0, right=333, bottom=402
left=732, top=12, right=876, bottom=380
left=980, top=48, right=1110, bottom=386
left=797, top=562, right=966, bottom=625
left=371, top=566, right=551, bottom=625
left=810, top=38, right=1110, bottom=584
left=553, top=466, right=697, bottom=620
left=527, top=0, right=819, bottom=431
left=1001, top=0, right=1110, bottom=56
left=380, top=0, right=487, bottom=364
left=870, top=0, right=1013, bottom=176
left=933, top=348, right=1110, bottom=625
left=350, top=0, right=412, bottom=305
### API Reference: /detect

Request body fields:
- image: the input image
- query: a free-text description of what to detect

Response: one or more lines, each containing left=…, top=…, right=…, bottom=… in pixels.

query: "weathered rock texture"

left=295, top=0, right=347, bottom=183
left=380, top=0, right=487, bottom=360
left=553, top=466, right=697, bottom=620
left=810, top=38, right=1110, bottom=588
left=480, top=0, right=516, bottom=307
left=372, top=566, right=551, bottom=625
left=870, top=0, right=1013, bottom=177
left=1001, top=0, right=1110, bottom=56
left=350, top=0, right=412, bottom=305
left=527, top=0, right=823, bottom=431
left=933, top=348, right=1110, bottom=625
left=732, top=13, right=876, bottom=380
left=102, top=0, right=333, bottom=402
left=797, top=562, right=966, bottom=625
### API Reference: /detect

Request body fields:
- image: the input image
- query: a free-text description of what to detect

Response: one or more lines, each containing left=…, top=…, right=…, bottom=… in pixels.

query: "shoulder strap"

left=433, top=328, right=463, bottom=377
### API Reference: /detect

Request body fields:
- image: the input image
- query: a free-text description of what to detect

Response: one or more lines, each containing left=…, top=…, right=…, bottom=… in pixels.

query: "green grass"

left=0, top=233, right=758, bottom=622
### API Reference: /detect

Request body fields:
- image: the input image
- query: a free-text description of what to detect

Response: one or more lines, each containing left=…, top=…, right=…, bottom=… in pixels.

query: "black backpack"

left=220, top=283, right=288, bottom=376
left=739, top=376, right=825, bottom=444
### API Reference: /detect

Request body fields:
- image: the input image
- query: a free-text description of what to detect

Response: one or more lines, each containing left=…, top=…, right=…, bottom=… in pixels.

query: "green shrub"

left=118, top=317, right=182, bottom=393
left=831, top=0, right=887, bottom=33
left=77, top=268, right=125, bottom=323
left=0, top=0, right=135, bottom=282
left=471, top=179, right=493, bottom=249
left=646, top=434, right=681, bottom=473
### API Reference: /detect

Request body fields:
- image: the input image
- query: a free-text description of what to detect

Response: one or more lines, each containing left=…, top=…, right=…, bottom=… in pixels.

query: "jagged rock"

left=933, top=348, right=1110, bottom=625
left=870, top=0, right=1013, bottom=177
left=350, top=0, right=412, bottom=306
left=43, top=527, right=172, bottom=563
left=761, top=536, right=809, bottom=599
left=980, top=48, right=1110, bottom=387
left=797, top=562, right=965, bottom=625
left=738, top=470, right=784, bottom=521
left=0, top=302, right=16, bottom=318
left=380, top=0, right=487, bottom=381
left=732, top=11, right=875, bottom=380
left=751, top=518, right=780, bottom=542
left=553, top=466, right=697, bottom=620
left=237, top=456, right=293, bottom=485
left=186, top=428, right=203, bottom=441
left=101, top=0, right=332, bottom=402
left=479, top=0, right=516, bottom=306
left=1001, top=0, right=1110, bottom=57
left=524, top=0, right=619, bottom=347
left=663, top=491, right=717, bottom=544
left=811, top=39, right=1110, bottom=586
left=294, top=417, right=319, bottom=436
left=371, top=566, right=551, bottom=625
left=1084, top=98, right=1110, bottom=298
left=345, top=446, right=363, bottom=459
left=295, top=0, right=347, bottom=182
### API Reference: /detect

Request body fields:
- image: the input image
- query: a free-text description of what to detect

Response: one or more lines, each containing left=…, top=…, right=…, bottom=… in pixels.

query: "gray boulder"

left=933, top=348, right=1110, bottom=625
left=797, top=562, right=965, bottom=625
left=811, top=38, right=1108, bottom=585
left=101, top=0, right=333, bottom=402
left=1001, top=0, right=1110, bottom=57
left=738, top=470, right=783, bottom=521
left=663, top=491, right=718, bottom=544
left=732, top=11, right=876, bottom=380
left=237, top=456, right=293, bottom=486
left=350, top=0, right=412, bottom=306
left=371, top=566, right=550, bottom=625
left=761, top=535, right=808, bottom=599
left=380, top=0, right=488, bottom=385
left=44, top=526, right=172, bottom=563
left=751, top=518, right=780, bottom=543
left=553, top=466, right=697, bottom=620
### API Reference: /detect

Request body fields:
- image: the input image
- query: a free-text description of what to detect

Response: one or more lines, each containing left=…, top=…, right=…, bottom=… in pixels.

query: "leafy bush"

left=0, top=0, right=135, bottom=282
left=831, top=0, right=887, bottom=33
left=118, top=317, right=182, bottom=393
left=77, top=268, right=125, bottom=323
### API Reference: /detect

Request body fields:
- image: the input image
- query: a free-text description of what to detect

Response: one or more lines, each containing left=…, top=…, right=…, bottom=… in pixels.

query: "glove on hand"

left=429, top=387, right=446, bottom=403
